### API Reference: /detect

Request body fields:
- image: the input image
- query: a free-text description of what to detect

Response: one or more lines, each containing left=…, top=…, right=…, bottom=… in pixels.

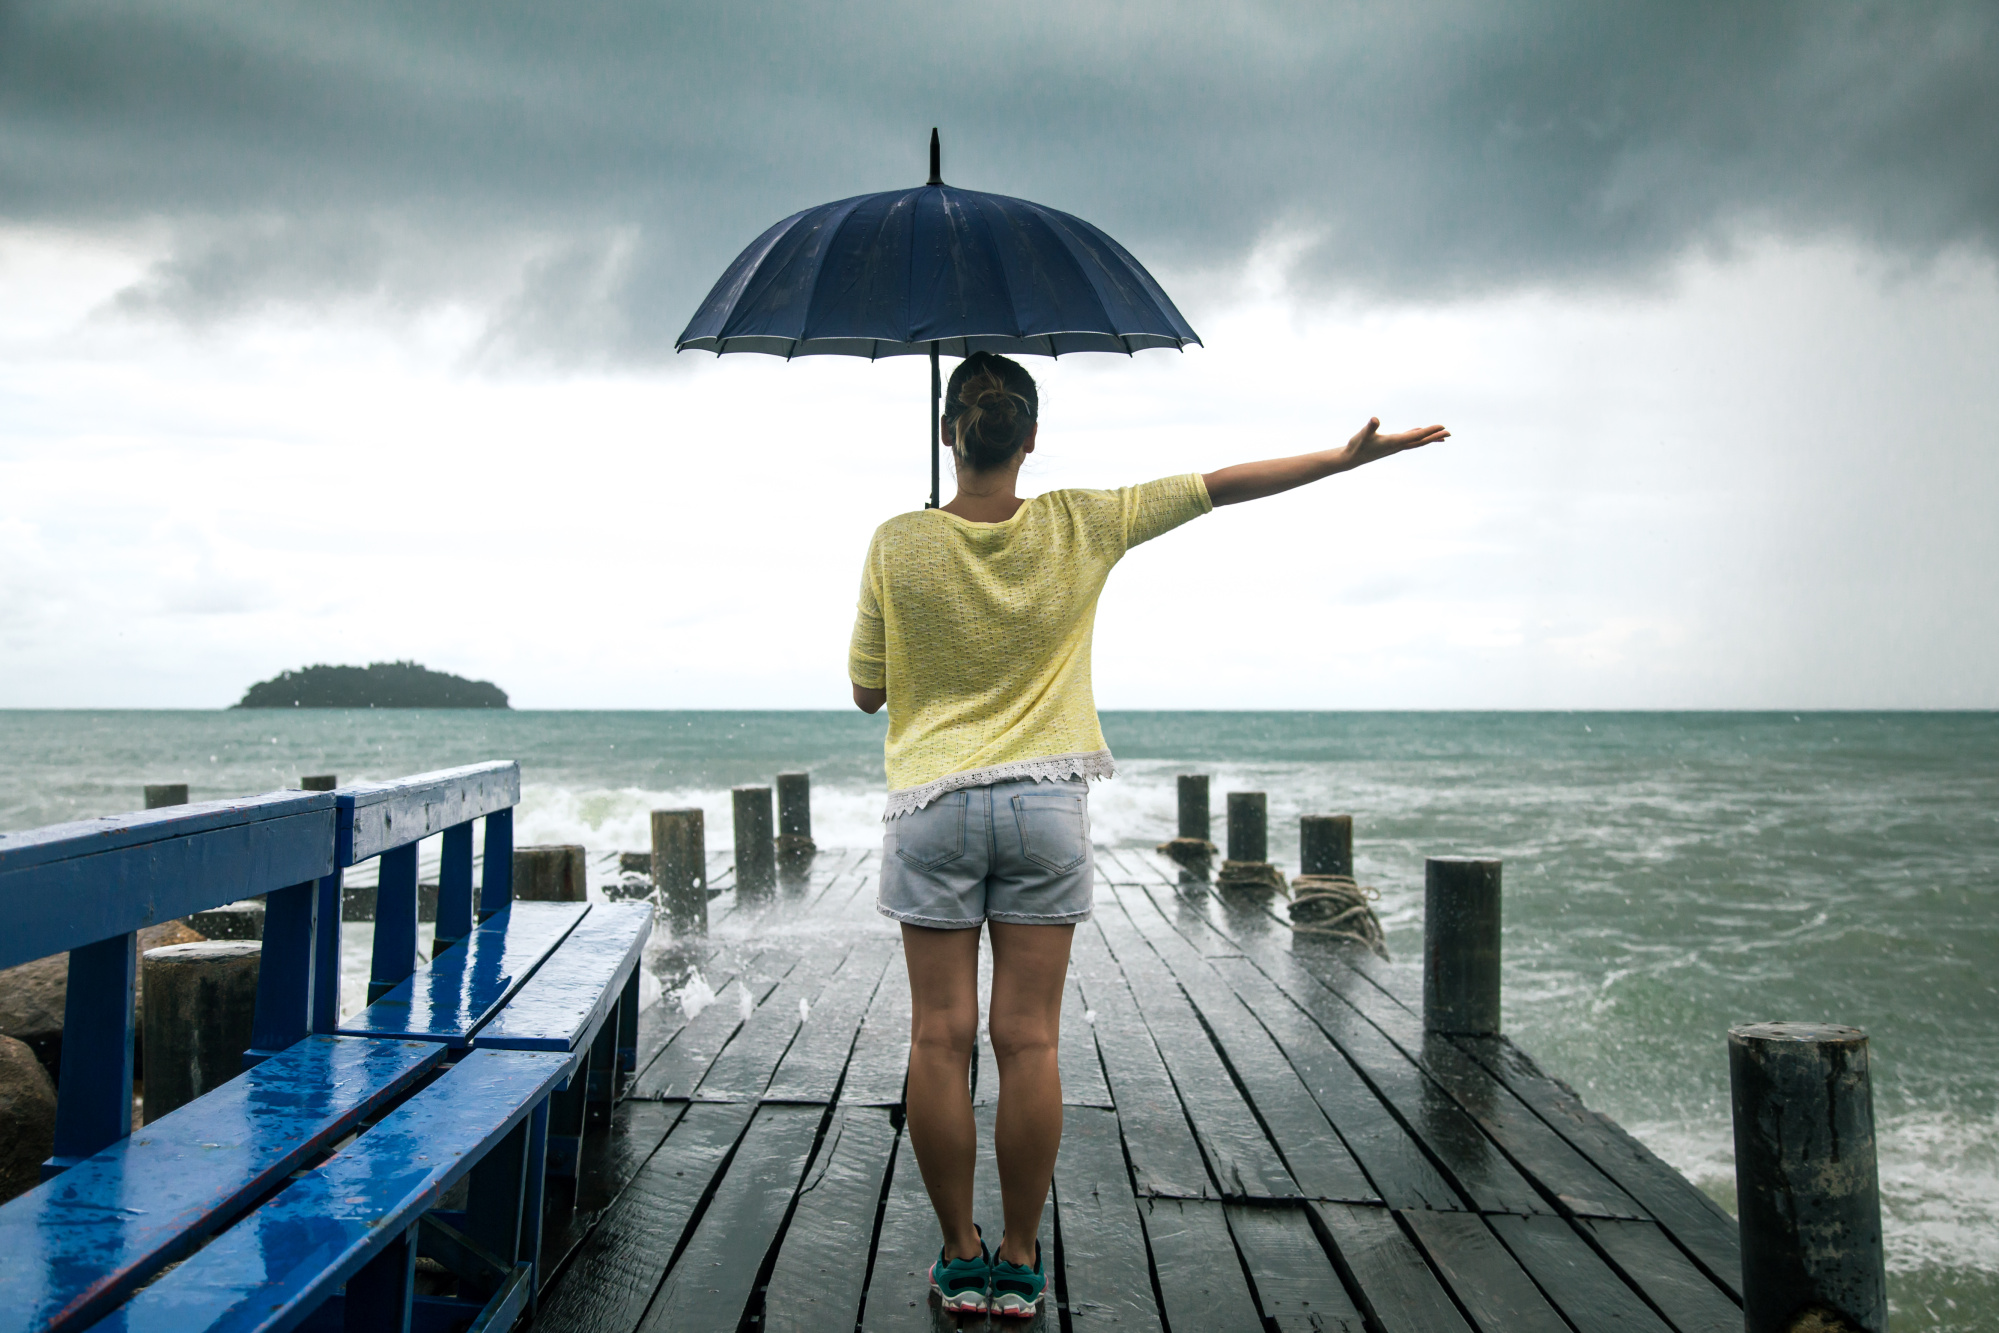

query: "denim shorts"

left=877, top=777, right=1094, bottom=929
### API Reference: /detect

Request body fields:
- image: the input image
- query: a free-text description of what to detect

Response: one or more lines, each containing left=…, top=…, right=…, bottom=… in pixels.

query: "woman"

left=848, top=351, right=1447, bottom=1317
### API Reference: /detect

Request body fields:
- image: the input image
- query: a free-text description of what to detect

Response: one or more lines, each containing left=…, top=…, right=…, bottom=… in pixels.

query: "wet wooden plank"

left=1060, top=974, right=1115, bottom=1108
left=1399, top=1209, right=1571, bottom=1333
left=1224, top=1203, right=1367, bottom=1332
left=628, top=941, right=729, bottom=1077
left=1204, top=954, right=1465, bottom=1211
left=639, top=1103, right=826, bottom=1333
left=1111, top=890, right=1377, bottom=1203
left=1248, top=947, right=1550, bottom=1215
left=633, top=955, right=799, bottom=1100
left=1138, top=1197, right=1263, bottom=1333
left=766, top=939, right=897, bottom=1104
left=476, top=901, right=654, bottom=1054
left=1052, top=1106, right=1163, bottom=1331
left=973, top=1102, right=1055, bottom=1329
left=541, top=1099, right=688, bottom=1278
left=534, top=1100, right=758, bottom=1333
left=1090, top=914, right=1299, bottom=1200
left=1578, top=1218, right=1742, bottom=1333
left=860, top=1130, right=960, bottom=1332
left=763, top=1108, right=900, bottom=1333
left=1309, top=1203, right=1472, bottom=1333
left=840, top=947, right=913, bottom=1107
left=1286, top=957, right=1644, bottom=1221
left=697, top=943, right=855, bottom=1100
left=1487, top=1213, right=1674, bottom=1332
left=1457, top=1036, right=1742, bottom=1296
left=1069, top=929, right=1216, bottom=1200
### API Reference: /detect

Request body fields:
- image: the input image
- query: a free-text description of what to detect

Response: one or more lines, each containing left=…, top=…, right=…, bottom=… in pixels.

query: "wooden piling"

left=1423, top=857, right=1502, bottom=1035
left=1300, top=815, right=1353, bottom=877
left=733, top=786, right=777, bottom=895
left=142, top=784, right=188, bottom=809
left=1226, top=792, right=1267, bottom=864
left=1729, top=1022, right=1887, bottom=1333
left=513, top=845, right=587, bottom=902
left=651, top=809, right=709, bottom=934
left=776, top=772, right=816, bottom=857
left=140, top=941, right=260, bottom=1123
left=299, top=775, right=337, bottom=791
left=1178, top=775, right=1210, bottom=841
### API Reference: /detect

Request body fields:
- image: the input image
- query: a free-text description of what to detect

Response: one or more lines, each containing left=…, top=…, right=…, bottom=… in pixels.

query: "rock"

left=618, top=851, right=654, bottom=876
left=0, top=1035, right=57, bottom=1203
left=0, top=919, right=207, bottom=1084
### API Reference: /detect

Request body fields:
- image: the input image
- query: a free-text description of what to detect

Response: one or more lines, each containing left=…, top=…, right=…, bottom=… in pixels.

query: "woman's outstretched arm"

left=1202, top=418, right=1449, bottom=507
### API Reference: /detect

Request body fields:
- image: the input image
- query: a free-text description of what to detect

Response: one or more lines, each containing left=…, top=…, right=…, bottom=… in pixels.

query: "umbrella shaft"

left=929, top=344, right=941, bottom=509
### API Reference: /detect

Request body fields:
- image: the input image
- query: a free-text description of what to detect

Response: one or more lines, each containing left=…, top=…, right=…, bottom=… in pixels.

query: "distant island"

left=234, top=661, right=510, bottom=709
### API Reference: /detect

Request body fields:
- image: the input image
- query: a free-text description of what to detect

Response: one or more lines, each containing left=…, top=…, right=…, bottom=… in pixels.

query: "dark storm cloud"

left=3, top=0, right=1993, bottom=360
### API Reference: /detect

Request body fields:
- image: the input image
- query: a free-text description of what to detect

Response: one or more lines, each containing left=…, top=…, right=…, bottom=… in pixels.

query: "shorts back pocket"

left=893, top=791, right=969, bottom=870
left=1011, top=787, right=1088, bottom=874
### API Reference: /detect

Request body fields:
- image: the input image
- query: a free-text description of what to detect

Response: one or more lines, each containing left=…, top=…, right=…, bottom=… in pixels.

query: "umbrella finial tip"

left=928, top=128, right=941, bottom=186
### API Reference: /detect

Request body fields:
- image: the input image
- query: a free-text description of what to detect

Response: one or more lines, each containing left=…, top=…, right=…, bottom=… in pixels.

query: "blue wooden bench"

left=0, top=760, right=650, bottom=1332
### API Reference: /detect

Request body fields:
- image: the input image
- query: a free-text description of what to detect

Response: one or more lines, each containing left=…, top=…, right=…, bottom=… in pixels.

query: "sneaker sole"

left=930, top=1281, right=989, bottom=1314
left=990, top=1291, right=1040, bottom=1318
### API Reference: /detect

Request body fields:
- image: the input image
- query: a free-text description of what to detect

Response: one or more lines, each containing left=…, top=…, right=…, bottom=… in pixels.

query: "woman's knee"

left=987, top=1010, right=1058, bottom=1065
left=910, top=1003, right=978, bottom=1062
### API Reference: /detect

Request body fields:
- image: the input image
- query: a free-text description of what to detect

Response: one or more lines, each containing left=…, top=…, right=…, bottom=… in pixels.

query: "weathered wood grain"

left=1579, top=1217, right=1742, bottom=1333
left=840, top=948, right=913, bottom=1107
left=1060, top=974, right=1115, bottom=1108
left=533, top=1100, right=757, bottom=1333
left=1138, top=1197, right=1263, bottom=1332
left=763, top=1108, right=900, bottom=1333
left=1487, top=1212, right=1675, bottom=1332
left=1309, top=1202, right=1472, bottom=1333
left=1052, top=1106, right=1163, bottom=1331
left=859, top=1130, right=962, bottom=1333
left=638, top=1103, right=825, bottom=1333
left=1225, top=1203, right=1368, bottom=1333
left=765, top=938, right=897, bottom=1104
left=1399, top=1209, right=1571, bottom=1333
left=695, top=942, right=853, bottom=1100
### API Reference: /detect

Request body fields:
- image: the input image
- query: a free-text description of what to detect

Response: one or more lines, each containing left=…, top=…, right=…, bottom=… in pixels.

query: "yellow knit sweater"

left=849, top=473, right=1212, bottom=815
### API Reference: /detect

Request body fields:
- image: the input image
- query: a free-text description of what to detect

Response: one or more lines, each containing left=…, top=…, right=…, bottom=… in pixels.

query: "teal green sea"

left=2, top=709, right=1993, bottom=1329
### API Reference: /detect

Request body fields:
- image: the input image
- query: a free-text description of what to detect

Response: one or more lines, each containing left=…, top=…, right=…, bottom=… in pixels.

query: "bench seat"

left=472, top=902, right=651, bottom=1058
left=93, top=1047, right=571, bottom=1333
left=0, top=1036, right=445, bottom=1333
left=336, top=903, right=589, bottom=1047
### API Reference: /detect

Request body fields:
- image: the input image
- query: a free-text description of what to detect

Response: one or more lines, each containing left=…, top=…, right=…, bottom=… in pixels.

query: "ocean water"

left=2, top=708, right=1994, bottom=1329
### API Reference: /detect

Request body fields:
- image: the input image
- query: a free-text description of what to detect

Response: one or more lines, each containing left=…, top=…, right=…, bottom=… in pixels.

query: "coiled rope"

left=1287, top=873, right=1388, bottom=958
left=1215, top=860, right=1288, bottom=894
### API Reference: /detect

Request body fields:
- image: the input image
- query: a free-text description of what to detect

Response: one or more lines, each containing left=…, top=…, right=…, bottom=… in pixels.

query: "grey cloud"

left=3, top=0, right=1993, bottom=362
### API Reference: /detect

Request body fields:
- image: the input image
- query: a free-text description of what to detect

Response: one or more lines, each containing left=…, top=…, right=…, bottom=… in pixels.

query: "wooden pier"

left=533, top=845, right=1745, bottom=1333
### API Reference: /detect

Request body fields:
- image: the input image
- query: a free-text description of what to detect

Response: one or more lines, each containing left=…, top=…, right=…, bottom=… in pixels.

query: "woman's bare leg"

left=986, top=920, right=1074, bottom=1267
left=900, top=922, right=983, bottom=1261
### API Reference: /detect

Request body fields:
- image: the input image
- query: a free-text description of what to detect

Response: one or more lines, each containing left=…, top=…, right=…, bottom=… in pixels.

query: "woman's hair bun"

left=942, top=352, right=1039, bottom=473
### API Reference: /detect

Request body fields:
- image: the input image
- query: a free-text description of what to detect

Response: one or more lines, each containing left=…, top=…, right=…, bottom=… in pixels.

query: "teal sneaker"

left=989, top=1237, right=1045, bottom=1319
left=928, top=1228, right=989, bottom=1314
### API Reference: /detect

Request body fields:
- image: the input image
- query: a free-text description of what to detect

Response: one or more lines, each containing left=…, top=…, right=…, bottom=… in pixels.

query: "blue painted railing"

left=0, top=761, right=521, bottom=1177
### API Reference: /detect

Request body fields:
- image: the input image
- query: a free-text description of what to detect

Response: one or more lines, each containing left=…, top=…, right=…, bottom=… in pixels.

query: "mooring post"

left=651, top=808, right=709, bottom=934
left=733, top=785, right=777, bottom=895
left=1226, top=792, right=1268, bottom=863
left=776, top=772, right=816, bottom=857
left=300, top=774, right=337, bottom=792
left=1730, top=1022, right=1887, bottom=1333
left=1300, top=815, right=1354, bottom=877
left=1179, top=775, right=1211, bottom=841
left=1423, top=857, right=1502, bottom=1035
left=143, top=784, right=188, bottom=809
left=142, top=941, right=261, bottom=1123
left=513, top=845, right=587, bottom=902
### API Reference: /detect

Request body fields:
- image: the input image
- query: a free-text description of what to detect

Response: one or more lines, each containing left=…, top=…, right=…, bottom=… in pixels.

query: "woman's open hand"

left=1332, top=418, right=1451, bottom=471
left=1202, top=416, right=1452, bottom=506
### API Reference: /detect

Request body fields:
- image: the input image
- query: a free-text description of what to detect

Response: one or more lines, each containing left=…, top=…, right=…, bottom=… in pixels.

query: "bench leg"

left=344, top=1222, right=416, bottom=1333
left=479, top=808, right=514, bottom=921
left=588, top=1011, right=619, bottom=1126
left=46, top=932, right=136, bottom=1177
left=616, top=965, right=641, bottom=1076
left=434, top=819, right=476, bottom=952
left=369, top=843, right=421, bottom=1004
left=247, top=878, right=318, bottom=1068
left=545, top=1054, right=588, bottom=1211
left=312, top=871, right=344, bottom=1034
left=520, top=1099, right=549, bottom=1311
left=464, top=1114, right=530, bottom=1285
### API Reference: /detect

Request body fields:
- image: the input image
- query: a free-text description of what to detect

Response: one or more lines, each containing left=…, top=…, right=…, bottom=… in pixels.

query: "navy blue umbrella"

left=677, top=131, right=1201, bottom=507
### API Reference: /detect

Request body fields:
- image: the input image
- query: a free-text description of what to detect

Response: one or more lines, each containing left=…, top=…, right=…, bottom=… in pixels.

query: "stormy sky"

left=2, top=1, right=1996, bottom=708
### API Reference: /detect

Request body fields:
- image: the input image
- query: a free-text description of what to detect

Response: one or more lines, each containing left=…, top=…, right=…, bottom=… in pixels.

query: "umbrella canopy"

left=677, top=132, right=1199, bottom=503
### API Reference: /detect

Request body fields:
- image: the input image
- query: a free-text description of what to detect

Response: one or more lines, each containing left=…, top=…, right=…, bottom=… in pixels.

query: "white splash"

left=674, top=969, right=716, bottom=1021
left=799, top=997, right=812, bottom=1023
left=1084, top=1009, right=1097, bottom=1026
left=738, top=987, right=756, bottom=1022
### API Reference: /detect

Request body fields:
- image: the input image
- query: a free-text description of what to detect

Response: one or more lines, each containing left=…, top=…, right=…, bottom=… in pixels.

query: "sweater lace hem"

left=883, top=750, right=1116, bottom=819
